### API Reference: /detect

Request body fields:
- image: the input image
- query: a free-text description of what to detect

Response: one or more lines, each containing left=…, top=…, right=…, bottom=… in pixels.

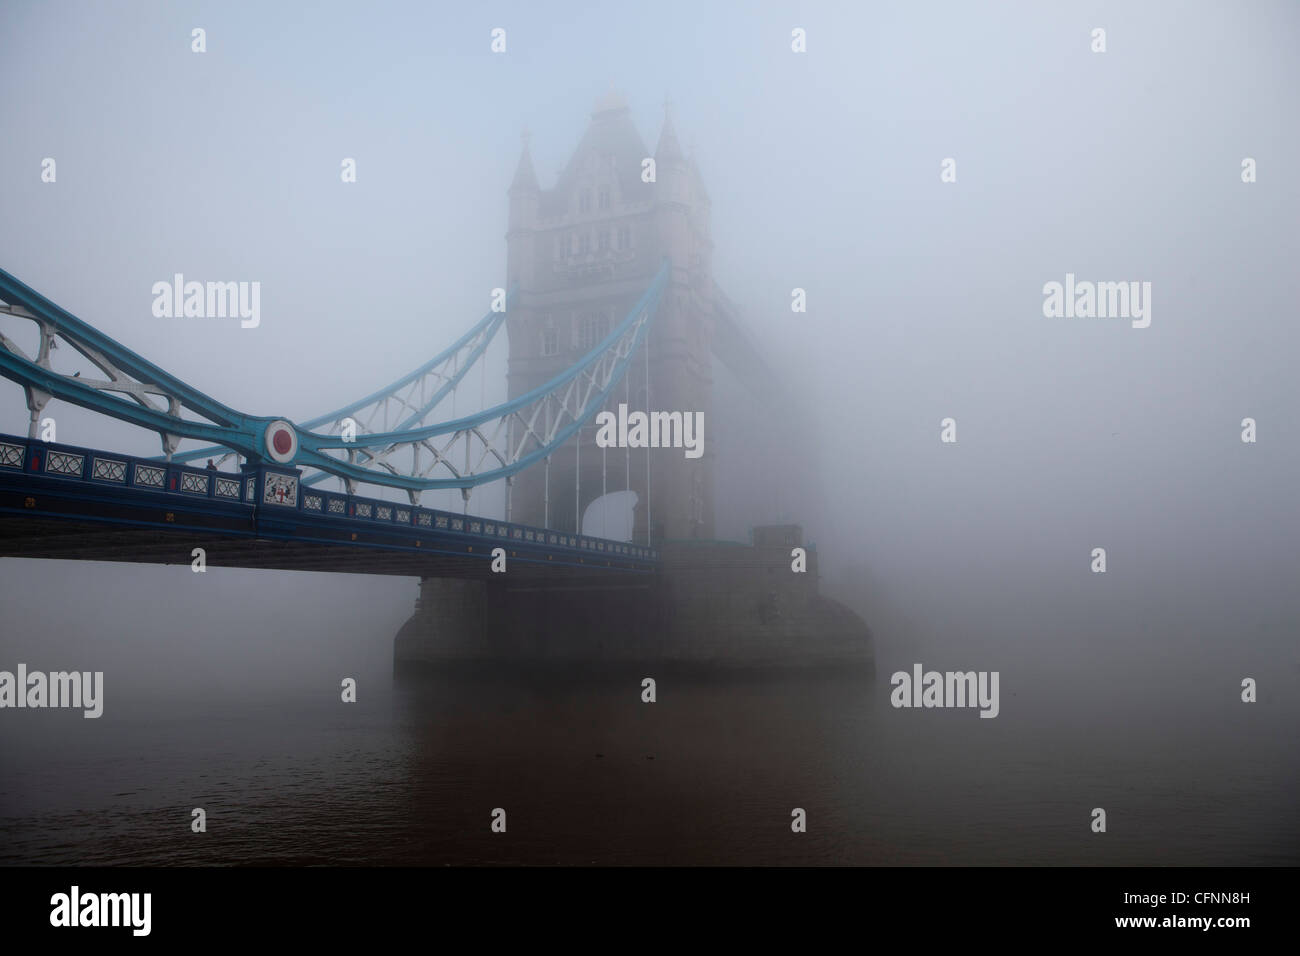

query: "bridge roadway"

left=0, top=433, right=657, bottom=582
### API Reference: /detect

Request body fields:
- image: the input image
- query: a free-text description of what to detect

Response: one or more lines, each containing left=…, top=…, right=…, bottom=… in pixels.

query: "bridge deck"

left=0, top=434, right=657, bottom=580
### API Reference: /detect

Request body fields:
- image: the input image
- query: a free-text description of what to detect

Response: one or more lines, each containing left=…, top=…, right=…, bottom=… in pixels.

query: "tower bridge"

left=0, top=93, right=872, bottom=670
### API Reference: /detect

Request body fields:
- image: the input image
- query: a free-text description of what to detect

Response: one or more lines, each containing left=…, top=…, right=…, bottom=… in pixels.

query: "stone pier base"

left=394, top=526, right=874, bottom=673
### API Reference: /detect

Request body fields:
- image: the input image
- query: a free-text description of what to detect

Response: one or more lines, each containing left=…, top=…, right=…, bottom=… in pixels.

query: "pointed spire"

left=509, top=129, right=539, bottom=194
left=655, top=96, right=684, bottom=164
left=593, top=82, right=628, bottom=116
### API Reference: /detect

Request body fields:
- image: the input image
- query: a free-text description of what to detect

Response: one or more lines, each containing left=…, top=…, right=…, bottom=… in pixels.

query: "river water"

left=2, top=662, right=1295, bottom=865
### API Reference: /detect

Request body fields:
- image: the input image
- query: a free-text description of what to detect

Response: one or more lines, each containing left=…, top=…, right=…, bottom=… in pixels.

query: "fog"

left=1, top=0, right=1298, bottom=734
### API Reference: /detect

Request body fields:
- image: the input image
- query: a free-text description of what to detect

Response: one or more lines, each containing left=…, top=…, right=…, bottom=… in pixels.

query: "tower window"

left=598, top=229, right=610, bottom=251
left=576, top=311, right=609, bottom=351
left=540, top=315, right=558, bottom=357
left=618, top=225, right=631, bottom=249
left=578, top=232, right=590, bottom=255
left=598, top=188, right=610, bottom=210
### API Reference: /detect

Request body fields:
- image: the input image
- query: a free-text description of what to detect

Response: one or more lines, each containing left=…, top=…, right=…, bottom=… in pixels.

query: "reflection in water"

left=0, top=668, right=1296, bottom=865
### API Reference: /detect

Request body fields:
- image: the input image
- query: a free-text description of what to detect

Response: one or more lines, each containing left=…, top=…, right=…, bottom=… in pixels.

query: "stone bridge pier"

left=394, top=525, right=875, bottom=672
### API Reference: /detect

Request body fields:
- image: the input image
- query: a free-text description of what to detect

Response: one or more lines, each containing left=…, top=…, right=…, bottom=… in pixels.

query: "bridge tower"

left=505, top=91, right=715, bottom=543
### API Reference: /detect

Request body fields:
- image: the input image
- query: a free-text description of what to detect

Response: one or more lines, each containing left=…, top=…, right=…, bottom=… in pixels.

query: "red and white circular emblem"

left=264, top=420, right=298, bottom=463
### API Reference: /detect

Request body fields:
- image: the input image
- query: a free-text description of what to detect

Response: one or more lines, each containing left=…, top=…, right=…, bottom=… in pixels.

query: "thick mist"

left=1, top=0, right=1297, bottom=774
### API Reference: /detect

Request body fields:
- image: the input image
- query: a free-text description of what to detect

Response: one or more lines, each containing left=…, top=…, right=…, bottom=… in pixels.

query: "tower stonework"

left=505, top=92, right=715, bottom=543
left=395, top=94, right=874, bottom=674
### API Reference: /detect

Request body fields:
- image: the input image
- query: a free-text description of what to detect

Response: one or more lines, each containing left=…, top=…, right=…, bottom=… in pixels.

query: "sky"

left=1, top=0, right=1299, bottom=703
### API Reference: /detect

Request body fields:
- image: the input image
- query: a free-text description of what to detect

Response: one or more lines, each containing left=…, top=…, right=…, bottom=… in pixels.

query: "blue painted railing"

left=0, top=432, right=658, bottom=564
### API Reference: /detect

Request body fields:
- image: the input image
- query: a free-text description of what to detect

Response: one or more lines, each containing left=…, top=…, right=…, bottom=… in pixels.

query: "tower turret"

left=506, top=132, right=540, bottom=288
left=504, top=94, right=715, bottom=541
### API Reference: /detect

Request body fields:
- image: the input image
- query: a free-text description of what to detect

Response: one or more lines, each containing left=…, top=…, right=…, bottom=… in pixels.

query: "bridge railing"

left=0, top=432, right=247, bottom=502
left=0, top=432, right=659, bottom=565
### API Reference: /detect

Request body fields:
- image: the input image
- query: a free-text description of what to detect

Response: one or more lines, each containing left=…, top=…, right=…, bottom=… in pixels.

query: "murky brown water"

left=2, top=663, right=1295, bottom=865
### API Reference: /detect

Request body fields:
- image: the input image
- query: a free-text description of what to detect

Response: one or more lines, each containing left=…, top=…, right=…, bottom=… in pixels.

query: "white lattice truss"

left=305, top=296, right=654, bottom=499
left=295, top=310, right=502, bottom=483
left=0, top=261, right=666, bottom=498
left=0, top=300, right=198, bottom=455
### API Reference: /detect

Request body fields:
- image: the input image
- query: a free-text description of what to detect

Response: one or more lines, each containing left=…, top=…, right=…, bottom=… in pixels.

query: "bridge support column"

left=23, top=387, right=50, bottom=439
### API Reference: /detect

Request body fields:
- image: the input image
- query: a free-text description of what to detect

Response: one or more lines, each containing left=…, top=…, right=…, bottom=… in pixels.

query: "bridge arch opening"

left=581, top=490, right=637, bottom=542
